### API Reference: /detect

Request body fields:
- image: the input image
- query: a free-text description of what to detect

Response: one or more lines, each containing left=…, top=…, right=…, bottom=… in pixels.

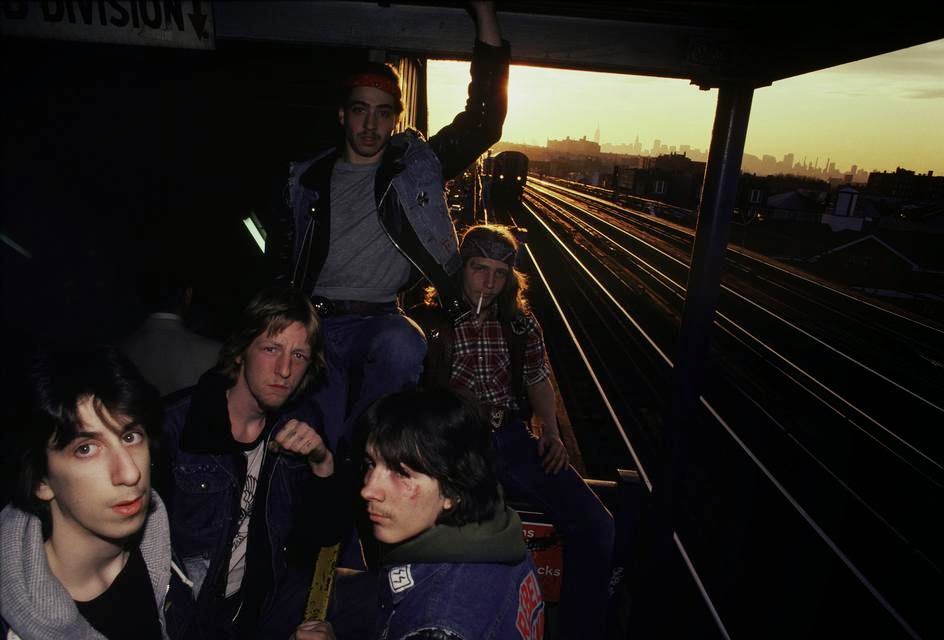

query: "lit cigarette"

left=476, top=291, right=484, bottom=315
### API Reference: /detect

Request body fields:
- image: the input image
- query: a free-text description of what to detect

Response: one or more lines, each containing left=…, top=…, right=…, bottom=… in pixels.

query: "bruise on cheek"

left=404, top=479, right=420, bottom=501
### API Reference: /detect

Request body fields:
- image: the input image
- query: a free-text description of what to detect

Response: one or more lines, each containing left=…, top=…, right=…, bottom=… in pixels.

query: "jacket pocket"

left=171, top=463, right=233, bottom=554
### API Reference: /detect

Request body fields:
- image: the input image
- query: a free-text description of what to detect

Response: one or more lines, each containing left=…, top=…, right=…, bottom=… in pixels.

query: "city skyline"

left=550, top=136, right=879, bottom=182
left=427, top=38, right=944, bottom=176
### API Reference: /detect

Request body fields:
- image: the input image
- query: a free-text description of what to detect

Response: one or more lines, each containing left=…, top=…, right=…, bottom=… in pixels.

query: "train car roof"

left=215, top=1, right=944, bottom=88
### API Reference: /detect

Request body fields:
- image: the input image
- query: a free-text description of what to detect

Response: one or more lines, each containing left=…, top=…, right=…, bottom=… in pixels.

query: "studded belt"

left=311, top=297, right=397, bottom=317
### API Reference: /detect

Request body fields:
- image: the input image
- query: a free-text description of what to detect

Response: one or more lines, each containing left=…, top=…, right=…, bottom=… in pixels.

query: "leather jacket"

left=271, top=39, right=510, bottom=319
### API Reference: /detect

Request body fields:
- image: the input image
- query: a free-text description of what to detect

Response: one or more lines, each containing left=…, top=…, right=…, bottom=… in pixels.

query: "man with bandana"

left=410, top=224, right=616, bottom=640
left=272, top=2, right=509, bottom=457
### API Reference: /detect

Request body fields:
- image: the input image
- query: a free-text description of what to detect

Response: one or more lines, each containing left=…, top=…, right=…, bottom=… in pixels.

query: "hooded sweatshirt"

left=0, top=492, right=179, bottom=640
left=377, top=502, right=544, bottom=640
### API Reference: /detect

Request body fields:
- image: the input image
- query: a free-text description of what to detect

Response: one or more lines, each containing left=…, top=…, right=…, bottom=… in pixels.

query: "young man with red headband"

left=273, top=2, right=509, bottom=458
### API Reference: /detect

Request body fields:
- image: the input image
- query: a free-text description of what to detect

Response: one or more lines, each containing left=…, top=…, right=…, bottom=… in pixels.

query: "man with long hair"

left=410, top=224, right=615, bottom=639
left=161, top=285, right=348, bottom=639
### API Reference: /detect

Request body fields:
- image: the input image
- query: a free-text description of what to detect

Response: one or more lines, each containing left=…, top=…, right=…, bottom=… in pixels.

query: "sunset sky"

left=427, top=38, right=944, bottom=175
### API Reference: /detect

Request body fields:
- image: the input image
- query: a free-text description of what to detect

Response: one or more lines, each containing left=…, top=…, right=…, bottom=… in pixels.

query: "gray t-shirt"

left=313, top=160, right=412, bottom=303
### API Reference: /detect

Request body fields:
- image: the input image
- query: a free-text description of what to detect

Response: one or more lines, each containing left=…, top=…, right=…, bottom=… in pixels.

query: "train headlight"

left=499, top=174, right=505, bottom=180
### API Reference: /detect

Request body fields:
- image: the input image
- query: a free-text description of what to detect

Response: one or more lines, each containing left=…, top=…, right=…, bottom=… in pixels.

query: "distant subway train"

left=488, top=150, right=529, bottom=211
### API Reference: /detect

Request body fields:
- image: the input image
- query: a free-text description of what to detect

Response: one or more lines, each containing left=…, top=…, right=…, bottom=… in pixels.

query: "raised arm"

left=429, top=2, right=509, bottom=181
left=471, top=1, right=501, bottom=46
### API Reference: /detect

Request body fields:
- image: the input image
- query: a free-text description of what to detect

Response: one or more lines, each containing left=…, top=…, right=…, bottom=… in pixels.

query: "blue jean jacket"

left=378, top=559, right=545, bottom=640
left=161, top=373, right=347, bottom=639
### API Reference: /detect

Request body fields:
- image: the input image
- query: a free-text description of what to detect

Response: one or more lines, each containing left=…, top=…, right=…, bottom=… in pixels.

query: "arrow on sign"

left=188, top=0, right=208, bottom=39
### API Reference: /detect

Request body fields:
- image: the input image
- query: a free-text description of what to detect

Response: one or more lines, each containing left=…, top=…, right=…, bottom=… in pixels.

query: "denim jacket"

left=275, top=39, right=510, bottom=319
left=160, top=372, right=348, bottom=639
left=379, top=559, right=543, bottom=640
left=376, top=504, right=543, bottom=640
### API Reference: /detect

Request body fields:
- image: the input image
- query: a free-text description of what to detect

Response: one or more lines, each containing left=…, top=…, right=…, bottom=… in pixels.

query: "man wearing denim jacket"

left=293, top=388, right=543, bottom=640
left=160, top=286, right=350, bottom=639
left=270, top=2, right=509, bottom=457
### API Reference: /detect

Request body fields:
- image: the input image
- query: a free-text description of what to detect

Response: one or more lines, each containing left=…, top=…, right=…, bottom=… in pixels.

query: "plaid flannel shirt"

left=449, top=304, right=551, bottom=410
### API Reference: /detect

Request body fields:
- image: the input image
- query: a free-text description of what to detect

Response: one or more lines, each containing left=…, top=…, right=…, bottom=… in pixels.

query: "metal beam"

left=213, top=2, right=944, bottom=88
left=214, top=1, right=707, bottom=80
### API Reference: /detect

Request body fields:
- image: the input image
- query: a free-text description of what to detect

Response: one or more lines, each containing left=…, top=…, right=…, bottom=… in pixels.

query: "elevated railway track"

left=499, top=181, right=944, bottom=639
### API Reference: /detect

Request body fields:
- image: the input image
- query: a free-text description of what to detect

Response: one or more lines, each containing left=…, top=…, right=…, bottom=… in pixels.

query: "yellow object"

left=305, top=543, right=340, bottom=621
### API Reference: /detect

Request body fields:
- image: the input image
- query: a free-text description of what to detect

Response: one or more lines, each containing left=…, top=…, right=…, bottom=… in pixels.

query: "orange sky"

left=428, top=39, right=944, bottom=175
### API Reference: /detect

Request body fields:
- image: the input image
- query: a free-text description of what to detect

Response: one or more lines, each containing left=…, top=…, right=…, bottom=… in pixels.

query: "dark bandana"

left=460, top=236, right=517, bottom=266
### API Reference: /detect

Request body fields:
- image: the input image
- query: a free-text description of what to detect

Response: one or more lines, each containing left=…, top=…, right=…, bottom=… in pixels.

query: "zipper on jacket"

left=263, top=429, right=281, bottom=613
left=376, top=180, right=431, bottom=285
left=292, top=217, right=316, bottom=288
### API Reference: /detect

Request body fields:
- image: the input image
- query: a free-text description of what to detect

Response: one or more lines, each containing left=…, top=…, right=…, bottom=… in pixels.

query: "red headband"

left=345, top=73, right=402, bottom=101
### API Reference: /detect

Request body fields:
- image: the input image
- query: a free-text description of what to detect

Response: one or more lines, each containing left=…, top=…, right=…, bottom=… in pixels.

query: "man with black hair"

left=271, top=2, right=509, bottom=455
left=294, top=387, right=544, bottom=640
left=410, top=224, right=615, bottom=640
left=161, top=285, right=348, bottom=639
left=0, top=346, right=194, bottom=639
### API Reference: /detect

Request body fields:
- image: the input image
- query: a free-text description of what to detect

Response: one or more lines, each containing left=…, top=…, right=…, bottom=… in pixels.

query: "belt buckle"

left=313, top=298, right=334, bottom=316
left=489, top=407, right=505, bottom=430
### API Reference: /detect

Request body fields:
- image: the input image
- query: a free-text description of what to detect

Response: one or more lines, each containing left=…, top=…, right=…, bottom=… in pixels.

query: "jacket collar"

left=180, top=370, right=269, bottom=454
left=381, top=501, right=526, bottom=567
left=299, top=147, right=339, bottom=192
left=305, top=129, right=424, bottom=191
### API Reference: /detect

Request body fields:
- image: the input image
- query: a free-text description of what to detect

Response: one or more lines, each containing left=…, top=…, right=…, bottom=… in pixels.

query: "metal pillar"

left=632, top=83, right=754, bottom=637
left=674, top=84, right=754, bottom=409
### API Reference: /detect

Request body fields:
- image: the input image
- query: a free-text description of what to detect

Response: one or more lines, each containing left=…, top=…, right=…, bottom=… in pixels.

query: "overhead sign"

left=1, top=1, right=215, bottom=50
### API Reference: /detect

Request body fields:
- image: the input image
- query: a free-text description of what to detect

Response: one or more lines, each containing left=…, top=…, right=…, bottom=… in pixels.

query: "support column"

left=632, top=83, right=754, bottom=638
left=674, top=83, right=754, bottom=418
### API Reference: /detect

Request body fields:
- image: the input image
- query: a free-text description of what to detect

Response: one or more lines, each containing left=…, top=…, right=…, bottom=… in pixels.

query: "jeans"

left=493, top=419, right=616, bottom=640
left=312, top=309, right=427, bottom=457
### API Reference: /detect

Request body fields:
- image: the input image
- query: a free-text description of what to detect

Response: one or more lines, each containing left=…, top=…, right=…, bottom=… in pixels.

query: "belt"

left=312, top=297, right=397, bottom=317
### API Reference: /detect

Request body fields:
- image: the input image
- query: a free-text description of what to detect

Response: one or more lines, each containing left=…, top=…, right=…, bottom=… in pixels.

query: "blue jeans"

left=312, top=310, right=427, bottom=456
left=493, top=419, right=616, bottom=640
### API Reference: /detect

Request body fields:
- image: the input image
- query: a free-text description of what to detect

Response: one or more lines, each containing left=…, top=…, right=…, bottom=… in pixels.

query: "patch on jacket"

left=389, top=565, right=415, bottom=593
left=515, top=571, right=544, bottom=639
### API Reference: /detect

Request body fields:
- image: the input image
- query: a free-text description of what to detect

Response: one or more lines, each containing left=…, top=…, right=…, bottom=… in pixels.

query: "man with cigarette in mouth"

left=160, top=285, right=349, bottom=639
left=409, top=224, right=616, bottom=639
left=0, top=346, right=195, bottom=639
